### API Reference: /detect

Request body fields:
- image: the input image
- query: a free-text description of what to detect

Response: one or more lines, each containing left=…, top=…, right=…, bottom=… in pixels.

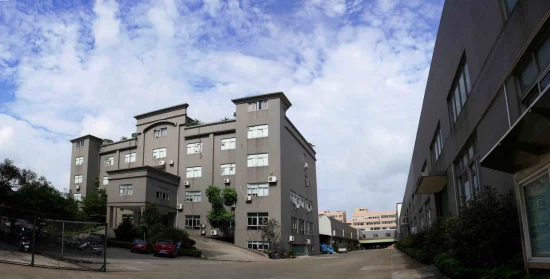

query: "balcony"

left=415, top=171, right=447, bottom=194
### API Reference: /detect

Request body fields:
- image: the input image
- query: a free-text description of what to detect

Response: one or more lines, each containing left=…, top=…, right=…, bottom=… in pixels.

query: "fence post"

left=61, top=221, right=64, bottom=258
left=103, top=223, right=107, bottom=272
left=31, top=214, right=36, bottom=266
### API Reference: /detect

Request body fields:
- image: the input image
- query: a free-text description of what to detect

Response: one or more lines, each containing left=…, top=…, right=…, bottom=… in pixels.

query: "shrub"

left=107, top=239, right=133, bottom=249
left=114, top=218, right=135, bottom=242
left=156, top=227, right=196, bottom=249
left=178, top=248, right=202, bottom=257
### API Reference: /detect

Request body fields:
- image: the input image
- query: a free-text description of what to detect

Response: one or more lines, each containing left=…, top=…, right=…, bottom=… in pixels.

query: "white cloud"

left=0, top=0, right=443, bottom=213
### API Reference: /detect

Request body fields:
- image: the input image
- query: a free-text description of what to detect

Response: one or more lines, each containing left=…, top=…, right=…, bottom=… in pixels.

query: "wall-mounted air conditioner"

left=200, top=224, right=206, bottom=229
left=231, top=204, right=236, bottom=208
left=169, top=160, right=174, bottom=166
left=268, top=176, right=277, bottom=183
left=288, top=235, right=294, bottom=242
left=176, top=204, right=183, bottom=210
left=401, top=216, right=410, bottom=225
left=75, top=185, right=80, bottom=190
left=306, top=208, right=312, bottom=213
left=306, top=239, right=311, bottom=244
left=210, top=230, right=218, bottom=236
left=200, top=230, right=206, bottom=235
left=184, top=181, right=190, bottom=187
left=303, top=162, right=308, bottom=169
left=159, top=160, right=165, bottom=166
left=224, top=178, right=230, bottom=184
left=294, top=203, right=300, bottom=210
left=245, top=195, right=252, bottom=202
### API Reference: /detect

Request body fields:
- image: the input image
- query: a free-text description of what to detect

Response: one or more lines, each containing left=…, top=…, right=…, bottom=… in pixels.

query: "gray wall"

left=400, top=0, right=550, bottom=234
left=69, top=136, right=102, bottom=198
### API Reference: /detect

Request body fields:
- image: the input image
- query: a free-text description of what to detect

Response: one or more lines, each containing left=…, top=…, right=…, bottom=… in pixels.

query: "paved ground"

left=190, top=237, right=268, bottom=262
left=0, top=248, right=445, bottom=279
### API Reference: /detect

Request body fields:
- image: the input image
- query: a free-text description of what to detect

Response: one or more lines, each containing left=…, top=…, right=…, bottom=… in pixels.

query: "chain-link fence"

left=0, top=205, right=106, bottom=271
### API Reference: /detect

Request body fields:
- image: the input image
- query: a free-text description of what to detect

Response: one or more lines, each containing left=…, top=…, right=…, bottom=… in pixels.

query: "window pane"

left=464, top=63, right=471, bottom=93
left=537, top=35, right=550, bottom=70
left=448, top=99, right=456, bottom=122
left=523, top=173, right=550, bottom=257
left=463, top=174, right=471, bottom=202
left=453, top=87, right=462, bottom=116
left=470, top=163, right=479, bottom=195
left=518, top=58, right=538, bottom=92
left=523, top=86, right=540, bottom=108
left=459, top=73, right=467, bottom=105
left=540, top=71, right=550, bottom=91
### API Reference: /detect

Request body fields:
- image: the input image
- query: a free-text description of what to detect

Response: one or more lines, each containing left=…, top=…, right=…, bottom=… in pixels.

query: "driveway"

left=190, top=237, right=268, bottom=262
left=0, top=248, right=446, bottom=279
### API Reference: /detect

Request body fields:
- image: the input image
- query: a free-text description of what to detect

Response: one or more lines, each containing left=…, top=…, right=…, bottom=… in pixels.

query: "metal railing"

left=0, top=205, right=107, bottom=271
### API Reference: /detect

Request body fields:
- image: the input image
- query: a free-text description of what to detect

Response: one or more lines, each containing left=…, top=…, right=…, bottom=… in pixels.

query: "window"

left=305, top=221, right=310, bottom=235
left=448, top=60, right=472, bottom=124
left=154, top=128, right=167, bottom=138
left=221, top=138, right=236, bottom=150
left=290, top=191, right=298, bottom=203
left=73, top=194, right=82, bottom=201
left=119, top=184, right=133, bottom=196
left=104, top=157, right=114, bottom=166
left=306, top=200, right=312, bottom=211
left=152, top=148, right=167, bottom=159
left=248, top=100, right=268, bottom=111
left=247, top=125, right=268, bottom=139
left=299, top=219, right=305, bottom=235
left=75, top=157, right=84, bottom=166
left=247, top=213, right=268, bottom=230
left=247, top=183, right=269, bottom=196
left=185, top=191, right=201, bottom=202
left=515, top=28, right=550, bottom=108
left=221, top=163, right=236, bottom=176
left=157, top=189, right=169, bottom=200
left=186, top=167, right=202, bottom=178
left=291, top=217, right=298, bottom=233
left=455, top=137, right=480, bottom=206
left=185, top=215, right=200, bottom=230
left=74, top=175, right=83, bottom=184
left=503, top=0, right=518, bottom=16
left=247, top=241, right=269, bottom=250
left=373, top=234, right=378, bottom=238
left=430, top=126, right=444, bottom=163
left=385, top=232, right=391, bottom=237
left=187, top=143, right=202, bottom=154
left=247, top=154, right=268, bottom=167
left=103, top=176, right=109, bottom=186
left=520, top=169, right=550, bottom=258
left=76, top=140, right=85, bottom=148
left=297, top=195, right=304, bottom=208
left=124, top=153, right=136, bottom=163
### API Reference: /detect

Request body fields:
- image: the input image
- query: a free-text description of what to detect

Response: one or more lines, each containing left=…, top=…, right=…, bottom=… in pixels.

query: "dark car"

left=153, top=239, right=177, bottom=258
left=131, top=239, right=151, bottom=254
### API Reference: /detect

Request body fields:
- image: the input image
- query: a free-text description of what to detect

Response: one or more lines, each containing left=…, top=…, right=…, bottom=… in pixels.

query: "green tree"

left=81, top=185, right=108, bottom=222
left=186, top=118, right=203, bottom=127
left=102, top=139, right=113, bottom=144
left=114, top=218, right=136, bottom=242
left=206, top=186, right=237, bottom=231
left=261, top=218, right=281, bottom=251
left=120, top=136, right=128, bottom=140
left=142, top=203, right=164, bottom=243
left=0, top=159, right=19, bottom=204
left=220, top=117, right=230, bottom=122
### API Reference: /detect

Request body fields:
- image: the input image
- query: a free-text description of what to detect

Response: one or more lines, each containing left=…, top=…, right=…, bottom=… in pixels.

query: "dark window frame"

left=454, top=136, right=481, bottom=207
left=447, top=56, right=472, bottom=126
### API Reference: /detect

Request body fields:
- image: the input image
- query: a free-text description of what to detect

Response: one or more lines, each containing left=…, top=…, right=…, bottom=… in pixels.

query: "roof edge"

left=231, top=92, right=292, bottom=108
left=70, top=134, right=103, bottom=143
left=134, top=103, right=189, bottom=120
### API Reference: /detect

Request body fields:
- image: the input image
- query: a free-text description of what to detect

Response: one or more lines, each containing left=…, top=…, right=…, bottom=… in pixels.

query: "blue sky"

left=0, top=0, right=443, bottom=214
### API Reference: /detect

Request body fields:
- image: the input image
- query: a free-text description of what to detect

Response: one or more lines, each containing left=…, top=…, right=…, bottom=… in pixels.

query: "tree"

left=0, top=159, right=19, bottom=204
left=102, top=139, right=113, bottom=144
left=186, top=118, right=203, bottom=127
left=114, top=218, right=136, bottom=242
left=120, top=136, right=128, bottom=140
left=141, top=203, right=164, bottom=243
left=220, top=117, right=230, bottom=122
left=206, top=186, right=237, bottom=231
left=81, top=186, right=108, bottom=222
left=261, top=218, right=281, bottom=251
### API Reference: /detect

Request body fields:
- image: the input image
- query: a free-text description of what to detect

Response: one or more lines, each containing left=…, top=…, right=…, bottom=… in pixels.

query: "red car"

left=131, top=239, right=151, bottom=253
left=154, top=239, right=177, bottom=258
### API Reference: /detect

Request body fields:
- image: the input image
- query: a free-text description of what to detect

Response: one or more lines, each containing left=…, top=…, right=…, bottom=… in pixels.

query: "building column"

left=107, top=206, right=114, bottom=228
left=133, top=210, right=139, bottom=227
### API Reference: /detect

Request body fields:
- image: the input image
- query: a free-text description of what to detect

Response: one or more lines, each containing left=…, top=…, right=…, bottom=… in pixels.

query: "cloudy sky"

left=0, top=0, right=443, bottom=214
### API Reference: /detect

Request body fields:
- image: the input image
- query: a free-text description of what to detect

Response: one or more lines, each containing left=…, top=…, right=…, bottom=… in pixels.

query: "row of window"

left=361, top=232, right=392, bottom=238
left=361, top=227, right=396, bottom=231
left=247, top=241, right=269, bottom=250
left=291, top=217, right=315, bottom=236
left=289, top=190, right=313, bottom=211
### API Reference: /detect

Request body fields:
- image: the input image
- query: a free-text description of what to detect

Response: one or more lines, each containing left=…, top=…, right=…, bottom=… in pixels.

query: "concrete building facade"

left=318, top=214, right=358, bottom=250
left=398, top=0, right=550, bottom=271
left=349, top=208, right=397, bottom=231
left=69, top=92, right=319, bottom=254
left=318, top=210, right=347, bottom=223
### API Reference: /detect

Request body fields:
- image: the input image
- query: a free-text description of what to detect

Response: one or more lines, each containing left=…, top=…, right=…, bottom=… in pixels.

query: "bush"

left=156, top=227, right=196, bottom=249
left=114, top=218, right=135, bottom=242
left=178, top=248, right=202, bottom=258
left=108, top=239, right=133, bottom=249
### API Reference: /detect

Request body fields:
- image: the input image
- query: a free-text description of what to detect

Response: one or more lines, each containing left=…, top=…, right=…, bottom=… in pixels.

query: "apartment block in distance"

left=350, top=208, right=396, bottom=248
left=69, top=92, right=320, bottom=255
left=318, top=210, right=347, bottom=223
left=399, top=0, right=550, bottom=271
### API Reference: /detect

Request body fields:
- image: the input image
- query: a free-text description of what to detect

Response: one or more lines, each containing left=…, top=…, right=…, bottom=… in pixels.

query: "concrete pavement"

left=0, top=248, right=445, bottom=279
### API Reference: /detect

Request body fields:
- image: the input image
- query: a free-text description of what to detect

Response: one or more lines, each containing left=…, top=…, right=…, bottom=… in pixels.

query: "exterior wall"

left=360, top=229, right=396, bottom=240
left=399, top=0, right=550, bottom=237
left=350, top=208, right=397, bottom=232
left=318, top=210, right=346, bottom=223
left=69, top=136, right=102, bottom=198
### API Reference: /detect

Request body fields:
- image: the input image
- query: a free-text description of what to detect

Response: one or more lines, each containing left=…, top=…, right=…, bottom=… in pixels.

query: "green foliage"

left=81, top=186, right=107, bottom=222
left=186, top=118, right=203, bottom=127
left=114, top=218, right=136, bottom=242
left=120, top=136, right=128, bottom=140
left=102, top=139, right=114, bottom=144
left=141, top=203, right=164, bottom=243
left=107, top=239, right=133, bottom=249
left=260, top=218, right=281, bottom=251
left=397, top=186, right=523, bottom=278
left=220, top=117, right=230, bottom=122
left=206, top=185, right=236, bottom=230
left=178, top=248, right=202, bottom=257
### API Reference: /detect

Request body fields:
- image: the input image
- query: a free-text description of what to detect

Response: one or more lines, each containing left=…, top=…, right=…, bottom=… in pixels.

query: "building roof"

left=231, top=91, right=292, bottom=108
left=69, top=134, right=103, bottom=143
left=134, top=103, right=189, bottom=120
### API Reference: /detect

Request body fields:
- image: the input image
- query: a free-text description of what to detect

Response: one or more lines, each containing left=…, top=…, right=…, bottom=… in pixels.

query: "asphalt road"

left=0, top=248, right=444, bottom=279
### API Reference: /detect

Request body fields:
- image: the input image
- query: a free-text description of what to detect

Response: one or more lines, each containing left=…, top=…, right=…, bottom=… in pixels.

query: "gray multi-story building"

left=399, top=0, right=550, bottom=271
left=69, top=92, right=319, bottom=255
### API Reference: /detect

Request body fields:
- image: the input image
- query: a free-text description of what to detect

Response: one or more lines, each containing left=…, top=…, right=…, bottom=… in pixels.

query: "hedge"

left=178, top=248, right=202, bottom=258
left=107, top=239, right=133, bottom=249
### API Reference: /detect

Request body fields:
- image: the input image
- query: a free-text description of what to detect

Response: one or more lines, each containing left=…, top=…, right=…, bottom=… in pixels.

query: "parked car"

left=337, top=243, right=348, bottom=253
left=153, top=239, right=177, bottom=258
left=131, top=239, right=151, bottom=254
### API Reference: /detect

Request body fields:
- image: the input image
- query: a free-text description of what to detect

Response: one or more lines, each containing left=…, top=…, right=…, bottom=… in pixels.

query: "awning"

left=415, top=172, right=447, bottom=194
left=481, top=90, right=550, bottom=174
left=359, top=238, right=396, bottom=244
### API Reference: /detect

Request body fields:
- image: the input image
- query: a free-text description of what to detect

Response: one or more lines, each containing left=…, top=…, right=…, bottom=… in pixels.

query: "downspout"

left=176, top=124, right=181, bottom=228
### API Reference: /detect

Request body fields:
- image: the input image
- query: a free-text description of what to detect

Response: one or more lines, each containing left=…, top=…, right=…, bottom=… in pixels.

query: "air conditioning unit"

left=224, top=178, right=230, bottom=184
left=159, top=160, right=165, bottom=166
left=307, top=208, right=312, bottom=213
left=294, top=203, right=300, bottom=210
left=200, top=230, right=206, bottom=235
left=401, top=216, right=410, bottom=225
left=184, top=181, right=190, bottom=187
left=303, top=162, right=308, bottom=169
left=306, top=239, right=311, bottom=244
left=268, top=176, right=277, bottom=183
left=245, top=195, right=252, bottom=202
left=210, top=230, right=218, bottom=236
left=169, top=160, right=174, bottom=166
left=176, top=204, right=183, bottom=210
left=288, top=235, right=294, bottom=242
left=75, top=185, right=80, bottom=190
left=305, top=179, right=310, bottom=187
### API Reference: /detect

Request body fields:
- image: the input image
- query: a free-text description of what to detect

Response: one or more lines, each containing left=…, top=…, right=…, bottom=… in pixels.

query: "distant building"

left=318, top=210, right=346, bottom=223
left=349, top=208, right=397, bottom=231
left=396, top=203, right=402, bottom=241
left=318, top=214, right=358, bottom=251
